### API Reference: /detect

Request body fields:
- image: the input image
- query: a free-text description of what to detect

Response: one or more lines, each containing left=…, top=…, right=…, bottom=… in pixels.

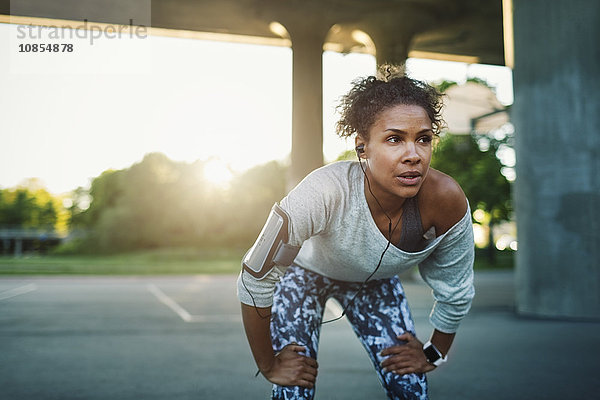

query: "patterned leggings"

left=270, top=265, right=428, bottom=400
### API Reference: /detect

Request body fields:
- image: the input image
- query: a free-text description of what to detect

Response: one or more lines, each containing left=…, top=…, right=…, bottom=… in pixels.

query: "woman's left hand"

left=380, top=332, right=436, bottom=375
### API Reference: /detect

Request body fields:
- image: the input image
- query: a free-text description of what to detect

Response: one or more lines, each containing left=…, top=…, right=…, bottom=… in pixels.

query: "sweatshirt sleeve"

left=278, top=166, right=336, bottom=247
left=418, top=207, right=475, bottom=333
left=237, top=266, right=287, bottom=307
left=237, top=164, right=340, bottom=307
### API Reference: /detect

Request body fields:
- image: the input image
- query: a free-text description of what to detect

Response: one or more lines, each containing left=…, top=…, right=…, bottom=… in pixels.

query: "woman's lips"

left=396, top=172, right=422, bottom=186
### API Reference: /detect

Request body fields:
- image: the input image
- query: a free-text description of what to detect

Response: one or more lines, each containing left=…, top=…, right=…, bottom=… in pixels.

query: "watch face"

left=423, top=345, right=441, bottom=363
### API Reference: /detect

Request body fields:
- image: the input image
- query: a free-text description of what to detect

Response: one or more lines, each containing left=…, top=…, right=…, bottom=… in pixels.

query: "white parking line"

left=147, top=284, right=239, bottom=323
left=0, top=283, right=37, bottom=301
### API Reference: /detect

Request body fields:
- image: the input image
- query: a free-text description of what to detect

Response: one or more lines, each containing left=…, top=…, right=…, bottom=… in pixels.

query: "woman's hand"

left=380, top=332, right=436, bottom=375
left=262, top=344, right=319, bottom=388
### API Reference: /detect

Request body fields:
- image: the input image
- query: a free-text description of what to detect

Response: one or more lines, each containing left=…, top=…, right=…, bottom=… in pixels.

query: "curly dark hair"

left=335, top=64, right=445, bottom=139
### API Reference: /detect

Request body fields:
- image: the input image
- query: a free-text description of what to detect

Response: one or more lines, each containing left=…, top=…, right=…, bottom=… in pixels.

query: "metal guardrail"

left=0, top=227, right=76, bottom=257
left=0, top=228, right=66, bottom=240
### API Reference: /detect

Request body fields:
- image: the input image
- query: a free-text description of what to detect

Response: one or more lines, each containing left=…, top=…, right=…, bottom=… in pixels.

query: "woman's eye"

left=418, top=136, right=433, bottom=144
left=387, top=136, right=401, bottom=143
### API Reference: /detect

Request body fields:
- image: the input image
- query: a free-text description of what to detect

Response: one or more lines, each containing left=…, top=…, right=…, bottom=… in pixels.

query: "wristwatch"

left=423, top=341, right=448, bottom=366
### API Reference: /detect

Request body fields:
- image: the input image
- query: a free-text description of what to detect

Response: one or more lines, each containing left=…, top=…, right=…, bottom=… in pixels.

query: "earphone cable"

left=321, top=158, right=402, bottom=325
left=359, top=158, right=393, bottom=227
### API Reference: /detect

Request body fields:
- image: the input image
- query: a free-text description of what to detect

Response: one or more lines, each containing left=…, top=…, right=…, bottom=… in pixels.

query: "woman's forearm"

left=241, top=303, right=276, bottom=372
left=430, top=329, right=455, bottom=357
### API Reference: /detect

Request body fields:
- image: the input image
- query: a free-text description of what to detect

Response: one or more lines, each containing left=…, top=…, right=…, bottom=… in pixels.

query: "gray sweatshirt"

left=237, top=161, right=475, bottom=333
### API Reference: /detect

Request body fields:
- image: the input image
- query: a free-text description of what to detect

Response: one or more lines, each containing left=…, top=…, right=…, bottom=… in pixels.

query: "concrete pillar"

left=358, top=8, right=432, bottom=67
left=512, top=0, right=600, bottom=319
left=368, top=29, right=410, bottom=67
left=286, top=25, right=330, bottom=189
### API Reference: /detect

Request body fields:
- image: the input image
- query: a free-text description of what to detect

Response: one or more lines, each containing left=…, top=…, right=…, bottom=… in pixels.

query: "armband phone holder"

left=242, top=203, right=300, bottom=280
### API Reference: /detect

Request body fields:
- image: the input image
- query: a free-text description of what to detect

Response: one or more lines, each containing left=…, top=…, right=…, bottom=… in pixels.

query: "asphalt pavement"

left=0, top=271, right=598, bottom=399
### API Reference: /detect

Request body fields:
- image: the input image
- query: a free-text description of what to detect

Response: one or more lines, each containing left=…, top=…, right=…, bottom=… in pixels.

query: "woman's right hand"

left=262, top=344, right=319, bottom=388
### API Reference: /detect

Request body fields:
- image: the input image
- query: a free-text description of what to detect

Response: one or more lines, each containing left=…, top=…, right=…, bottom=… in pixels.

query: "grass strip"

left=0, top=247, right=245, bottom=275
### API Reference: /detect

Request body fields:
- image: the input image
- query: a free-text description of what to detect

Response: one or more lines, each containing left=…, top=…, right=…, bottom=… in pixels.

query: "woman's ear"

left=355, top=136, right=367, bottom=159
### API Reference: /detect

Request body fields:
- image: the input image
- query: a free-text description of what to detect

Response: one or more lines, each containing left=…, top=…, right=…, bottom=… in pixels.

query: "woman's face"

left=356, top=104, right=434, bottom=201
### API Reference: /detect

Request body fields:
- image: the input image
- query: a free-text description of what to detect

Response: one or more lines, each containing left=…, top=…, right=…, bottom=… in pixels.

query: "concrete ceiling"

left=0, top=0, right=505, bottom=65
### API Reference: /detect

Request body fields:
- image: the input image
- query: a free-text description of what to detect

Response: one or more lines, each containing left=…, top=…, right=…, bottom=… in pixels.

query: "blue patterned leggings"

left=270, top=265, right=428, bottom=400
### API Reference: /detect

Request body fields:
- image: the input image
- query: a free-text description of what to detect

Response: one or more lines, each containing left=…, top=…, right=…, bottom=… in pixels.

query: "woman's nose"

left=402, top=143, right=420, bottom=163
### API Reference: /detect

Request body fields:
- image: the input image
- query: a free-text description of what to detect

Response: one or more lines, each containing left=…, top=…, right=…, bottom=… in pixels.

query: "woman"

left=237, top=65, right=475, bottom=400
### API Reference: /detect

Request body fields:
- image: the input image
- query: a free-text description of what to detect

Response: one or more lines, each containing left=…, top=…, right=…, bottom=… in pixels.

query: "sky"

left=0, top=22, right=513, bottom=195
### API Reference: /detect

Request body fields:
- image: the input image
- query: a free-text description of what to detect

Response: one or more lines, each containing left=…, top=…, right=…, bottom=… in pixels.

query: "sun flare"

left=202, top=158, right=234, bottom=187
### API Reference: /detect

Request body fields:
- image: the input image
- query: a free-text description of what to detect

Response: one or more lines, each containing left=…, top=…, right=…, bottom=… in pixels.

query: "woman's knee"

left=382, top=372, right=428, bottom=400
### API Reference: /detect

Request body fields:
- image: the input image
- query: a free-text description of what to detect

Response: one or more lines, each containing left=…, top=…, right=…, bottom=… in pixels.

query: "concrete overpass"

left=1, top=0, right=598, bottom=319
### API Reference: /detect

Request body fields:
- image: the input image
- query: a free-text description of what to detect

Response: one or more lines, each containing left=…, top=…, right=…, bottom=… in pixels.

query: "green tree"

left=67, top=186, right=92, bottom=228
left=431, top=133, right=512, bottom=263
left=0, top=186, right=63, bottom=231
left=3, top=189, right=37, bottom=227
left=68, top=152, right=288, bottom=253
left=74, top=154, right=192, bottom=251
left=335, top=149, right=357, bottom=162
left=0, top=190, right=6, bottom=226
left=225, top=160, right=288, bottom=246
left=38, top=200, right=58, bottom=231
